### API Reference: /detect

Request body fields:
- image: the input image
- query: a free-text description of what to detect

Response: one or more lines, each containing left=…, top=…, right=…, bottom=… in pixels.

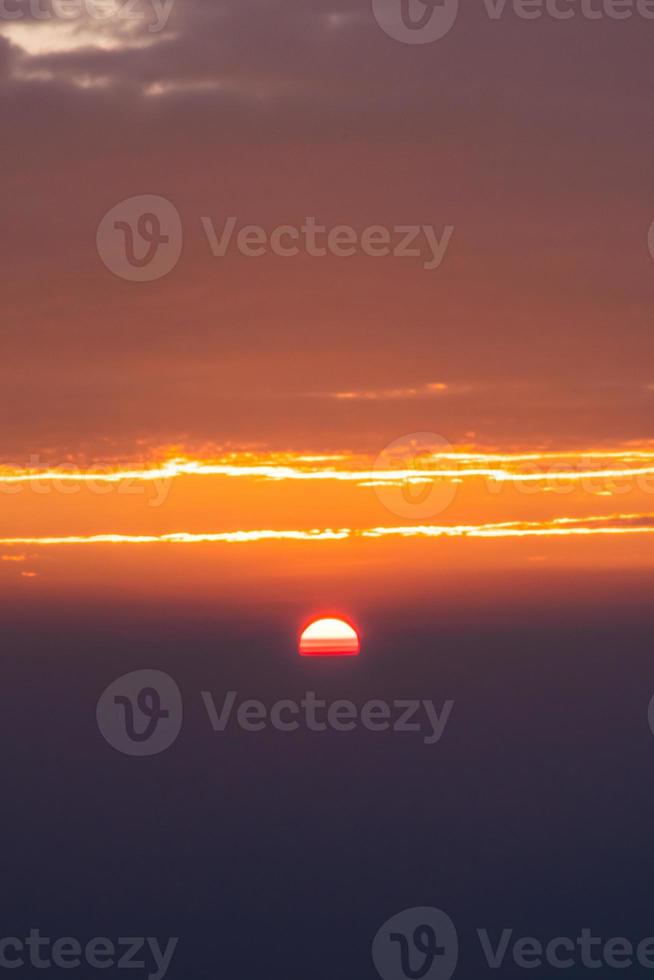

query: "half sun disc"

left=299, top=617, right=360, bottom=657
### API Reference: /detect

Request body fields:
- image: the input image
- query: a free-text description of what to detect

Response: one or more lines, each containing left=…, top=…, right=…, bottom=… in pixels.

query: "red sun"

left=299, top=617, right=360, bottom=657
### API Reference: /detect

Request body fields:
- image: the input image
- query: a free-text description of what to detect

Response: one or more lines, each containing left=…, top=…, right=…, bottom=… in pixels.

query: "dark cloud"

left=0, top=34, right=14, bottom=73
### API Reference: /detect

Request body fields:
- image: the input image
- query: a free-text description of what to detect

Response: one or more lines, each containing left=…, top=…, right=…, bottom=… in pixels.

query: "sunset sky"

left=5, top=10, right=654, bottom=976
left=2, top=0, right=654, bottom=599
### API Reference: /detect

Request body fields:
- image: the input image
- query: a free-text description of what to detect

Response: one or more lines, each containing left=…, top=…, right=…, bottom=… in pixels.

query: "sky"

left=2, top=0, right=654, bottom=596
left=4, top=10, right=654, bottom=977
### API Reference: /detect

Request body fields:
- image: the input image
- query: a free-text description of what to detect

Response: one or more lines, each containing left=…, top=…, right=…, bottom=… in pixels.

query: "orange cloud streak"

left=2, top=448, right=654, bottom=488
left=0, top=513, right=653, bottom=545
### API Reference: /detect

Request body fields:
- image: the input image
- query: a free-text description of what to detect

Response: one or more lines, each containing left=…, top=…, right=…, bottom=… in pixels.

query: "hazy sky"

left=2, top=0, right=653, bottom=457
left=4, top=16, right=653, bottom=963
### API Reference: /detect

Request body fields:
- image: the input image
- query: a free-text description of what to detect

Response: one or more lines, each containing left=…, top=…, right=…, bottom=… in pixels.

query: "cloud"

left=4, top=20, right=152, bottom=56
left=3, top=513, right=654, bottom=547
left=325, top=382, right=457, bottom=401
left=0, top=34, right=15, bottom=73
left=0, top=0, right=369, bottom=95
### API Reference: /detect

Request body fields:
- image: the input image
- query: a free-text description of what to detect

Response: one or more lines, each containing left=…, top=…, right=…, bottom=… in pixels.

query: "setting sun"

left=298, top=618, right=360, bottom=657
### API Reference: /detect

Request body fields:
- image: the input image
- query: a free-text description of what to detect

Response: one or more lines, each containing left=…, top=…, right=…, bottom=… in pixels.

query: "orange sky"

left=2, top=3, right=653, bottom=600
left=2, top=443, right=654, bottom=597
